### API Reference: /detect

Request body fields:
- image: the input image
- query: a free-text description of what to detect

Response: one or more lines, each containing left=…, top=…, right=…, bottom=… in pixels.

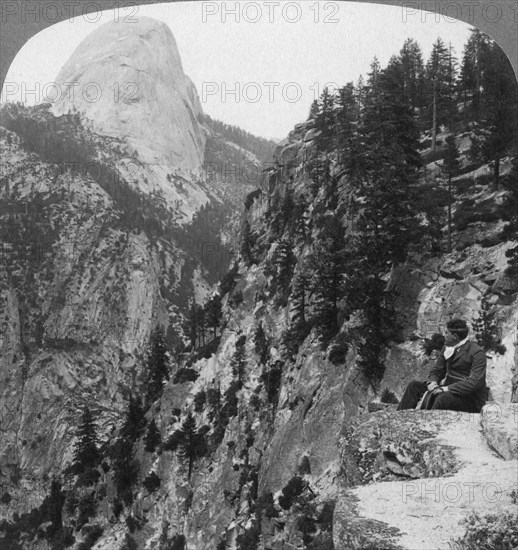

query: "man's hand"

left=427, top=381, right=439, bottom=391
left=431, top=386, right=449, bottom=395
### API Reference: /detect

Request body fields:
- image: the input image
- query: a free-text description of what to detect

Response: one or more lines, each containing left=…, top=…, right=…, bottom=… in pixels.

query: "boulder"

left=480, top=403, right=518, bottom=459
left=303, top=128, right=320, bottom=142
left=335, top=409, right=518, bottom=549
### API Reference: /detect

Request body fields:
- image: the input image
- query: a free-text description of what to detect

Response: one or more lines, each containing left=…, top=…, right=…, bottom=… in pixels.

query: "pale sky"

left=1, top=1, right=474, bottom=141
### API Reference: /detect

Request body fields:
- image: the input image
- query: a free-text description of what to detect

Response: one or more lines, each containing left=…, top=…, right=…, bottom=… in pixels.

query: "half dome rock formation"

left=50, top=17, right=208, bottom=221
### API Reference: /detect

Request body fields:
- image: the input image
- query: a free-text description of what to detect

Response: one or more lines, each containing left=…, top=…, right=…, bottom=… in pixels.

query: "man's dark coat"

left=428, top=340, right=488, bottom=410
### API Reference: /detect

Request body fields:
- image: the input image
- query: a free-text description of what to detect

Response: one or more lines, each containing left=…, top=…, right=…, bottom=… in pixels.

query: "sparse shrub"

left=249, top=393, right=261, bottom=410
left=297, top=455, right=311, bottom=475
left=473, top=296, right=507, bottom=355
left=193, top=390, right=206, bottom=412
left=259, top=361, right=283, bottom=405
left=125, top=515, right=141, bottom=534
left=77, top=493, right=96, bottom=530
left=144, top=419, right=161, bottom=453
left=229, top=289, right=244, bottom=309
left=76, top=467, right=100, bottom=487
left=170, top=533, right=186, bottom=550
left=120, top=533, right=138, bottom=550
left=253, top=322, right=269, bottom=365
left=236, top=520, right=260, bottom=550
left=328, top=332, right=349, bottom=365
left=143, top=472, right=161, bottom=493
left=77, top=524, right=103, bottom=550
left=0, top=492, right=12, bottom=505
left=219, top=263, right=239, bottom=296
left=173, top=368, right=199, bottom=384
left=448, top=510, right=518, bottom=550
left=112, top=498, right=123, bottom=518
left=316, top=501, right=335, bottom=531
left=257, top=491, right=278, bottom=519
left=278, top=475, right=306, bottom=510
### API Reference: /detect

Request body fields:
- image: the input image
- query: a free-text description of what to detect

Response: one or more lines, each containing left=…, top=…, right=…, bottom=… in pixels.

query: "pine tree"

left=473, top=295, right=506, bottom=354
left=314, top=87, right=335, bottom=152
left=46, top=477, right=65, bottom=536
left=177, top=413, right=207, bottom=480
left=292, top=195, right=309, bottom=241
left=503, top=155, right=518, bottom=275
left=470, top=40, right=518, bottom=189
left=336, top=82, right=358, bottom=161
left=290, top=261, right=312, bottom=327
left=310, top=220, right=347, bottom=345
left=145, top=327, right=170, bottom=405
left=307, top=99, right=320, bottom=126
left=121, top=394, right=146, bottom=442
left=205, top=294, right=222, bottom=339
left=186, top=295, right=198, bottom=351
left=253, top=323, right=269, bottom=365
left=241, top=220, right=254, bottom=266
left=398, top=38, right=425, bottom=115
left=425, top=38, right=457, bottom=150
left=196, top=304, right=206, bottom=346
left=459, top=29, right=490, bottom=122
left=441, top=134, right=461, bottom=252
left=144, top=419, right=161, bottom=453
left=272, top=238, right=296, bottom=305
left=72, top=407, right=100, bottom=475
left=110, top=437, right=139, bottom=505
left=231, top=335, right=247, bottom=389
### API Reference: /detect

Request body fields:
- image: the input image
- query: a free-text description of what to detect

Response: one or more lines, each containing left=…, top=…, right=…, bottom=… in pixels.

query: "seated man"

left=397, top=318, right=488, bottom=413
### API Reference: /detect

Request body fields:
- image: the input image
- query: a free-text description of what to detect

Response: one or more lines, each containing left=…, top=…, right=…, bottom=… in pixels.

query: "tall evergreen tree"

left=470, top=40, right=518, bottom=189
left=196, top=304, right=206, bottom=346
left=459, top=29, right=490, bottom=122
left=241, top=220, right=254, bottom=266
left=121, top=394, right=147, bottom=442
left=144, top=419, right=161, bottom=453
left=310, top=219, right=347, bottom=344
left=110, top=437, right=139, bottom=505
left=272, top=238, right=296, bottom=305
left=336, top=82, right=358, bottom=158
left=398, top=38, right=425, bottom=115
left=253, top=322, right=269, bottom=365
left=72, top=406, right=100, bottom=474
left=425, top=38, right=457, bottom=149
left=441, top=134, right=461, bottom=252
left=307, top=99, right=319, bottom=126
left=46, top=477, right=65, bottom=536
left=314, top=87, right=336, bottom=152
left=231, top=335, right=247, bottom=389
left=205, top=294, right=222, bottom=339
left=186, top=295, right=198, bottom=351
left=145, top=327, right=170, bottom=405
left=290, top=261, right=312, bottom=327
left=176, top=413, right=207, bottom=480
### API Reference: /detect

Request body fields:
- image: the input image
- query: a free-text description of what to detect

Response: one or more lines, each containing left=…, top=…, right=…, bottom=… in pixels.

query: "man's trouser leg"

left=397, top=380, right=428, bottom=410
left=431, top=392, right=478, bottom=413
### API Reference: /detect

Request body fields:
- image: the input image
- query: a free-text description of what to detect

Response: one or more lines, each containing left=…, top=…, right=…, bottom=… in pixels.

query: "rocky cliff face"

left=0, top=17, right=269, bottom=535
left=51, top=17, right=207, bottom=223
